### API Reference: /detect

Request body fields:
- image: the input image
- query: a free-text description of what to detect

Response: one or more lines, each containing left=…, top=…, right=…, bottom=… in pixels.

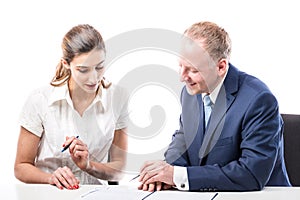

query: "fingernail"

left=62, top=144, right=65, bottom=147
left=60, top=186, right=63, bottom=190
left=68, top=186, right=72, bottom=190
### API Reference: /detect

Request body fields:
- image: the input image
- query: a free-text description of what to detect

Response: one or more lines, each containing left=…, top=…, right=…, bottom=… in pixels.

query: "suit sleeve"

left=164, top=87, right=190, bottom=166
left=164, top=117, right=190, bottom=166
left=187, top=91, right=282, bottom=191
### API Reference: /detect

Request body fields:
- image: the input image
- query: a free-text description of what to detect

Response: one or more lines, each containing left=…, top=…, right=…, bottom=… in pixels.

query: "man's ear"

left=217, top=58, right=228, bottom=76
left=61, top=58, right=70, bottom=69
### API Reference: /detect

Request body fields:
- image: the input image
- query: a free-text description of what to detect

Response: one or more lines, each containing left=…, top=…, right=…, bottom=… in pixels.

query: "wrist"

left=169, top=165, right=176, bottom=186
left=84, top=159, right=92, bottom=172
left=47, top=174, right=54, bottom=185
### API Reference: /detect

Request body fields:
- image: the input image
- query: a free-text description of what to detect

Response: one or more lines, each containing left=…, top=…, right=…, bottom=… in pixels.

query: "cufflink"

left=180, top=183, right=185, bottom=188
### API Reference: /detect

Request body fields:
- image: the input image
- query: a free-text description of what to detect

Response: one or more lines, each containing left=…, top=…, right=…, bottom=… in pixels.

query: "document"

left=148, top=190, right=218, bottom=200
left=79, top=185, right=154, bottom=200
left=79, top=185, right=217, bottom=200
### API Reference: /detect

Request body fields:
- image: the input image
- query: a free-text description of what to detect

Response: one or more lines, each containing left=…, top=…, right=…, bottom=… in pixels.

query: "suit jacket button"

left=180, top=183, right=185, bottom=188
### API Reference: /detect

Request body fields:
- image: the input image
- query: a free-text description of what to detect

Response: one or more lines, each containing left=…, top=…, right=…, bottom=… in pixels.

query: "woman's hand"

left=49, top=166, right=80, bottom=190
left=63, top=136, right=90, bottom=171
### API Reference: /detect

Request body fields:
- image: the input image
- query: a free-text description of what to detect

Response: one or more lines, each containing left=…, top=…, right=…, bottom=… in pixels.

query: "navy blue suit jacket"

left=165, top=64, right=291, bottom=191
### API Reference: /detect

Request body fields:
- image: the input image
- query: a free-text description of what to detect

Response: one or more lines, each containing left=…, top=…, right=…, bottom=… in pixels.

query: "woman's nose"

left=89, top=70, right=99, bottom=83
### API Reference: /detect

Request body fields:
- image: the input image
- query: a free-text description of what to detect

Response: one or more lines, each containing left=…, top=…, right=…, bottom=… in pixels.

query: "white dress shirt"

left=19, top=83, right=129, bottom=184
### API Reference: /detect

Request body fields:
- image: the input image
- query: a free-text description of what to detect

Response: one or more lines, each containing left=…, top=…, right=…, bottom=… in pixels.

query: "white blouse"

left=19, top=83, right=129, bottom=184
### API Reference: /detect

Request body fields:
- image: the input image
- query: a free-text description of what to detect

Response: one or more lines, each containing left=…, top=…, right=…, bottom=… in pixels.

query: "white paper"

left=147, top=190, right=218, bottom=200
left=79, top=185, right=154, bottom=200
left=79, top=185, right=217, bottom=200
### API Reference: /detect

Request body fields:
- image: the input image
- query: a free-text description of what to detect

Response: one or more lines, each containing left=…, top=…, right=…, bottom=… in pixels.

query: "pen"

left=211, top=192, right=218, bottom=200
left=61, top=136, right=79, bottom=152
left=141, top=191, right=156, bottom=200
left=129, top=174, right=140, bottom=182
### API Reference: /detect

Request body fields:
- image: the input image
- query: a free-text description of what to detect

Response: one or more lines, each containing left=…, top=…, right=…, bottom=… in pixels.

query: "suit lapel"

left=198, top=64, right=239, bottom=165
left=185, top=94, right=205, bottom=165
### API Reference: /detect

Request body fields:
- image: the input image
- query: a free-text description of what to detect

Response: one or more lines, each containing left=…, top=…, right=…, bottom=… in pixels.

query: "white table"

left=0, top=184, right=299, bottom=200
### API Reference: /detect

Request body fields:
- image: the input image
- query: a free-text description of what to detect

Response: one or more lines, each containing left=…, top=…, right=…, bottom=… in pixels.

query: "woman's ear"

left=61, top=58, right=70, bottom=69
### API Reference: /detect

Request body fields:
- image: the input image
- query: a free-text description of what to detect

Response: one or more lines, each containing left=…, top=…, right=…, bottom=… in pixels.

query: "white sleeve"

left=19, top=89, right=44, bottom=137
left=114, top=86, right=129, bottom=130
left=173, top=166, right=189, bottom=191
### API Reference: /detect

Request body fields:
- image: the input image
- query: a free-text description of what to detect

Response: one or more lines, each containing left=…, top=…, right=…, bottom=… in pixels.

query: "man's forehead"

left=179, top=38, right=214, bottom=70
left=180, top=37, right=205, bottom=53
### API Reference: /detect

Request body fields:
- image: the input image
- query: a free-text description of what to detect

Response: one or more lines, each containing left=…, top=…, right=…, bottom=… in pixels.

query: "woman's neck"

left=68, top=82, right=97, bottom=116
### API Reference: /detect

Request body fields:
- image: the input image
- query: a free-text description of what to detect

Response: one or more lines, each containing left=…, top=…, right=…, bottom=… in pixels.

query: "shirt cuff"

left=173, top=166, right=189, bottom=191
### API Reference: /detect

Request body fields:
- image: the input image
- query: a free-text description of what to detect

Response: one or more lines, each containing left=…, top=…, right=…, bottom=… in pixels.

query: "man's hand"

left=138, top=160, right=175, bottom=188
left=138, top=182, right=173, bottom=192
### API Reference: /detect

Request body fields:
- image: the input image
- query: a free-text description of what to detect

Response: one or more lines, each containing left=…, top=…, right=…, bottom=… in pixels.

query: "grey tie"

left=203, top=95, right=213, bottom=127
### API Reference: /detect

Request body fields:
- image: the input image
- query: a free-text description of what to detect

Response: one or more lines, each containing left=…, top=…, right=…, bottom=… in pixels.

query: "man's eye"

left=96, top=66, right=104, bottom=71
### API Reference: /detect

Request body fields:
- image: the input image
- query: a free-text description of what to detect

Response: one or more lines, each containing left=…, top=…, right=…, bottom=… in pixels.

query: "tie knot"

left=203, top=95, right=213, bottom=106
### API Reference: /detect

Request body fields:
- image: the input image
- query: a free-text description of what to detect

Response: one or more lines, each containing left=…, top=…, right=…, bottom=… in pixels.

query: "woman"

left=14, top=24, right=128, bottom=190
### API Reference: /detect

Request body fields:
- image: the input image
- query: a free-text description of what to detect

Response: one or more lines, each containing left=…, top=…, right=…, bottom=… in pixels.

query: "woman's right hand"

left=49, top=166, right=80, bottom=190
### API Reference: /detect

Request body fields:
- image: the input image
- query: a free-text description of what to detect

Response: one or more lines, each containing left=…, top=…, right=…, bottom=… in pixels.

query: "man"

left=138, top=21, right=291, bottom=191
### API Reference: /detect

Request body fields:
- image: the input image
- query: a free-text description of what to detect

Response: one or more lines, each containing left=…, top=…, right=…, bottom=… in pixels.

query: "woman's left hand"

left=64, top=136, right=90, bottom=170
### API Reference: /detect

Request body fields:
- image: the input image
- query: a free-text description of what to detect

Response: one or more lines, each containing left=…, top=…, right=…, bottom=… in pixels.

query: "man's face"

left=178, top=39, right=220, bottom=95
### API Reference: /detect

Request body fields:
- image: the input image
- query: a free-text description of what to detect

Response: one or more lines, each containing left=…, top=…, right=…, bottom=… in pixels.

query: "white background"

left=1, top=0, right=299, bottom=184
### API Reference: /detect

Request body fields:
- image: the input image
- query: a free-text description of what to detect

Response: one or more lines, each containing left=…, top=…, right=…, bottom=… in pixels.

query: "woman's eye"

left=78, top=68, right=89, bottom=73
left=96, top=67, right=103, bottom=71
left=95, top=63, right=104, bottom=71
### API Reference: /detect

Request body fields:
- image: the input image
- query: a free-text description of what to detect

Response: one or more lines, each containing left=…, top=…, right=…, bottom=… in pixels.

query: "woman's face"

left=67, top=49, right=105, bottom=94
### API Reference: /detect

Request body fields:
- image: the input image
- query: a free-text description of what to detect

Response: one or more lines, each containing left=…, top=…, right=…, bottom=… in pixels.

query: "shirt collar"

left=48, top=84, right=70, bottom=106
left=48, top=84, right=106, bottom=111
left=202, top=69, right=228, bottom=104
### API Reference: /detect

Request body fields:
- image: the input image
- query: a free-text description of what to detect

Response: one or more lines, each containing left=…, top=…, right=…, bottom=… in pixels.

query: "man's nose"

left=179, top=67, right=188, bottom=82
